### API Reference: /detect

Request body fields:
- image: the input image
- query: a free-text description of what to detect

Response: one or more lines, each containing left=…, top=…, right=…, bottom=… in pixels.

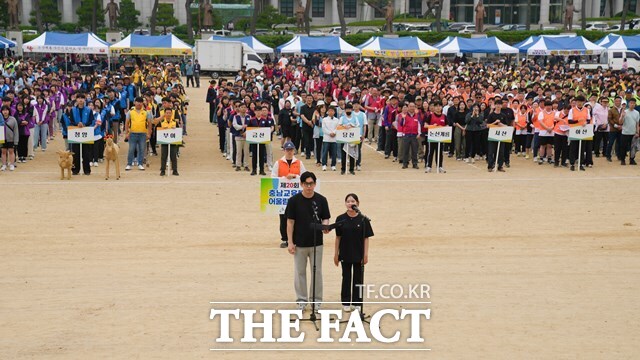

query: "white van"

left=579, top=49, right=640, bottom=73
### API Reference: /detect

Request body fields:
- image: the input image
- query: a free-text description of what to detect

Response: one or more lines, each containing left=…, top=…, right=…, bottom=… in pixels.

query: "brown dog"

left=57, top=150, right=74, bottom=180
left=104, top=136, right=120, bottom=180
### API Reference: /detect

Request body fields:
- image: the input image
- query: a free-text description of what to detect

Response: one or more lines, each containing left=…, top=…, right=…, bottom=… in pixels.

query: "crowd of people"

left=0, top=55, right=189, bottom=176
left=206, top=54, right=640, bottom=174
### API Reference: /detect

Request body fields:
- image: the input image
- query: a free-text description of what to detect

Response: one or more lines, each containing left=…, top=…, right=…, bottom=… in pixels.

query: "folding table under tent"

left=111, top=34, right=193, bottom=56
left=514, top=36, right=604, bottom=56
left=276, top=36, right=360, bottom=54
left=595, top=34, right=640, bottom=52
left=22, top=32, right=111, bottom=70
left=208, top=36, right=273, bottom=54
left=357, top=36, right=438, bottom=58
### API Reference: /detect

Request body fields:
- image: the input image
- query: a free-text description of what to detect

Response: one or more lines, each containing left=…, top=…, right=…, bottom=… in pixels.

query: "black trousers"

left=291, top=126, right=302, bottom=152
left=377, top=126, right=386, bottom=151
left=553, top=134, right=568, bottom=166
left=302, top=129, right=313, bottom=158
left=514, top=134, right=526, bottom=154
left=384, top=128, right=398, bottom=157
left=70, top=143, right=93, bottom=175
left=487, top=141, right=504, bottom=169
left=279, top=214, right=287, bottom=241
left=18, top=134, right=29, bottom=158
left=426, top=142, right=444, bottom=168
left=160, top=144, right=178, bottom=171
left=569, top=140, right=593, bottom=166
left=504, top=141, right=513, bottom=165
left=341, top=146, right=355, bottom=172
left=250, top=143, right=266, bottom=172
left=465, top=130, right=482, bottom=158
left=341, top=262, right=363, bottom=307
left=621, top=134, right=635, bottom=161
left=92, top=138, right=104, bottom=162
left=209, top=103, right=216, bottom=124
left=593, top=131, right=608, bottom=156
left=218, top=125, right=226, bottom=153
left=186, top=75, right=194, bottom=87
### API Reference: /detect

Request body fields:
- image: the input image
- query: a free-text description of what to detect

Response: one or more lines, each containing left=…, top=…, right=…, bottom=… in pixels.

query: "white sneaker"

left=331, top=166, right=336, bottom=171
left=343, top=306, right=352, bottom=312
left=0, top=165, right=6, bottom=171
left=9, top=164, right=15, bottom=171
left=125, top=165, right=132, bottom=171
left=425, top=167, right=431, bottom=173
left=471, top=158, right=475, bottom=164
left=464, top=158, right=470, bottom=163
left=356, top=165, right=361, bottom=171
left=438, top=167, right=446, bottom=173
left=322, top=165, right=327, bottom=171
left=93, top=162, right=99, bottom=167
left=89, top=162, right=94, bottom=167
left=352, top=306, right=362, bottom=313
left=533, top=156, right=538, bottom=162
left=222, top=153, right=227, bottom=157
left=138, top=165, right=145, bottom=170
left=226, top=155, right=232, bottom=160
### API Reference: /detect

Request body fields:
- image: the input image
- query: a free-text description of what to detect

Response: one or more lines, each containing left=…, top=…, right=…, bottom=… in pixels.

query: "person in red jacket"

left=399, top=102, right=421, bottom=169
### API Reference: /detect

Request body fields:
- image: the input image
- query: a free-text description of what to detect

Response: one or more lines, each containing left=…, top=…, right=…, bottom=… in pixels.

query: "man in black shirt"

left=486, top=100, right=509, bottom=172
left=299, top=94, right=316, bottom=159
left=500, top=96, right=516, bottom=167
left=285, top=171, right=331, bottom=313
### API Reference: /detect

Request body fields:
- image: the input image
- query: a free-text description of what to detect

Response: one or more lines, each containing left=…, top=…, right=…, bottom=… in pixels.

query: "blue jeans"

left=321, top=142, right=337, bottom=167
left=127, top=132, right=146, bottom=165
left=33, top=123, right=49, bottom=150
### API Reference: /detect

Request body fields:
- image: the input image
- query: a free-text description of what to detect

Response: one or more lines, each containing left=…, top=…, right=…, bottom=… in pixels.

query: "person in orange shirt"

left=567, top=95, right=591, bottom=171
left=537, top=101, right=555, bottom=165
left=272, top=141, right=307, bottom=249
left=553, top=105, right=570, bottom=167
left=514, top=104, right=529, bottom=157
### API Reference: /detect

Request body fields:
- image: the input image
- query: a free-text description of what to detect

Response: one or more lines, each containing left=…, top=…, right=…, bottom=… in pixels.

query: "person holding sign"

left=232, top=102, right=251, bottom=172
left=334, top=193, right=374, bottom=313
left=567, top=96, right=591, bottom=171
left=620, top=99, right=640, bottom=166
left=67, top=94, right=95, bottom=176
left=425, top=101, right=447, bottom=173
left=159, top=110, right=179, bottom=176
left=339, top=103, right=358, bottom=175
left=124, top=97, right=152, bottom=171
left=553, top=105, right=570, bottom=168
left=486, top=100, right=509, bottom=172
left=271, top=141, right=307, bottom=249
left=248, top=106, right=274, bottom=176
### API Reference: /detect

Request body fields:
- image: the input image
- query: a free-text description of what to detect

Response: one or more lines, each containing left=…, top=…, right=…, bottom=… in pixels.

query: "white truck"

left=578, top=49, right=640, bottom=74
left=195, top=40, right=264, bottom=78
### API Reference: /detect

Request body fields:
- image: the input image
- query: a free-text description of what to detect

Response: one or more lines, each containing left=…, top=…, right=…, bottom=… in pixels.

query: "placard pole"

left=494, top=141, right=501, bottom=172
left=577, top=139, right=582, bottom=170
left=436, top=142, right=440, bottom=173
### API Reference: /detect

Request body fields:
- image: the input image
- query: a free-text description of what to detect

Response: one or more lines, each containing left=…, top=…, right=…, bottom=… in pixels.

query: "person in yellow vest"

left=271, top=141, right=307, bottom=249
left=124, top=97, right=152, bottom=171
left=568, top=95, right=591, bottom=171
left=159, top=110, right=179, bottom=176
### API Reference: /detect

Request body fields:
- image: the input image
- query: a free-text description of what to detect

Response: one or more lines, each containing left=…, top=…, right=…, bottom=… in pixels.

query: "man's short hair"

left=300, top=171, right=316, bottom=184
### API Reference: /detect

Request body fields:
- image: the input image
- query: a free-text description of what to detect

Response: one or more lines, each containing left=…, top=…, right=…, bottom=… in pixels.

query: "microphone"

left=351, top=204, right=361, bottom=213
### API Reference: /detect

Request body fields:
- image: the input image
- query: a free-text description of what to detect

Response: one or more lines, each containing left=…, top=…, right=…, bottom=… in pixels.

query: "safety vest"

left=277, top=158, right=301, bottom=177
left=541, top=110, right=555, bottom=131
left=554, top=111, right=569, bottom=135
left=571, top=106, right=589, bottom=126
left=515, top=112, right=527, bottom=130
left=129, top=109, right=148, bottom=133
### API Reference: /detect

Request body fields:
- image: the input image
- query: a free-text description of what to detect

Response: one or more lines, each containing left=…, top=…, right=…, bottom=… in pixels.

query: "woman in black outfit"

left=334, top=193, right=374, bottom=313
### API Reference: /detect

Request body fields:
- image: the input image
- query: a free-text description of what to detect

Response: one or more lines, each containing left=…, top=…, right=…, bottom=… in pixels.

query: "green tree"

left=0, top=0, right=8, bottom=30
left=76, top=0, right=104, bottom=31
left=29, top=0, right=61, bottom=31
left=117, top=0, right=142, bottom=34
left=156, top=3, right=179, bottom=34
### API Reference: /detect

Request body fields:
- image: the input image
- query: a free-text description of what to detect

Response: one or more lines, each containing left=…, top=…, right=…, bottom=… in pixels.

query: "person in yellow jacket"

left=271, top=141, right=307, bottom=249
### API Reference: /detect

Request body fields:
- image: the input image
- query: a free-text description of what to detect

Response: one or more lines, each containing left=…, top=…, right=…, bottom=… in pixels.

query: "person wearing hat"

left=567, top=95, right=591, bottom=171
left=271, top=141, right=307, bottom=248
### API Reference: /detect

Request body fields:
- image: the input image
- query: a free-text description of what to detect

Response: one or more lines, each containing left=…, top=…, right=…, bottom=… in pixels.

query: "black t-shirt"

left=487, top=111, right=508, bottom=126
left=336, top=213, right=374, bottom=263
left=285, top=192, right=330, bottom=247
left=300, top=104, right=316, bottom=131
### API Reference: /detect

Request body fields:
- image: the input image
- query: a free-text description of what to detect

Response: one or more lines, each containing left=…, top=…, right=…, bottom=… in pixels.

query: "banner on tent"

left=111, top=48, right=193, bottom=56
left=23, top=45, right=108, bottom=54
left=529, top=50, right=601, bottom=56
left=361, top=49, right=438, bottom=58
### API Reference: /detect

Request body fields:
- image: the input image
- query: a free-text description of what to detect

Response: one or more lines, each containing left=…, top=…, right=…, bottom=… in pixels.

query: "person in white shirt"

left=321, top=103, right=339, bottom=171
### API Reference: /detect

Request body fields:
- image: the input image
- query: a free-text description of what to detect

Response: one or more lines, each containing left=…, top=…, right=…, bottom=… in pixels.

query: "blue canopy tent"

left=277, top=36, right=360, bottom=54
left=437, top=36, right=519, bottom=54
left=208, top=36, right=273, bottom=54
left=22, top=32, right=111, bottom=70
left=514, top=36, right=604, bottom=56
left=0, top=35, right=16, bottom=49
left=111, top=34, right=193, bottom=56
left=596, top=34, right=640, bottom=52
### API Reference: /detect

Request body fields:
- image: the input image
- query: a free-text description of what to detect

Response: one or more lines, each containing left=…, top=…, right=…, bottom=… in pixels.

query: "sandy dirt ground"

left=1, top=84, right=639, bottom=360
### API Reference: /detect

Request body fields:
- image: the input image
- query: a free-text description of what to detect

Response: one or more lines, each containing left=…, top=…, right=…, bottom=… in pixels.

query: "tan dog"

left=57, top=150, right=74, bottom=180
left=104, top=136, right=120, bottom=180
